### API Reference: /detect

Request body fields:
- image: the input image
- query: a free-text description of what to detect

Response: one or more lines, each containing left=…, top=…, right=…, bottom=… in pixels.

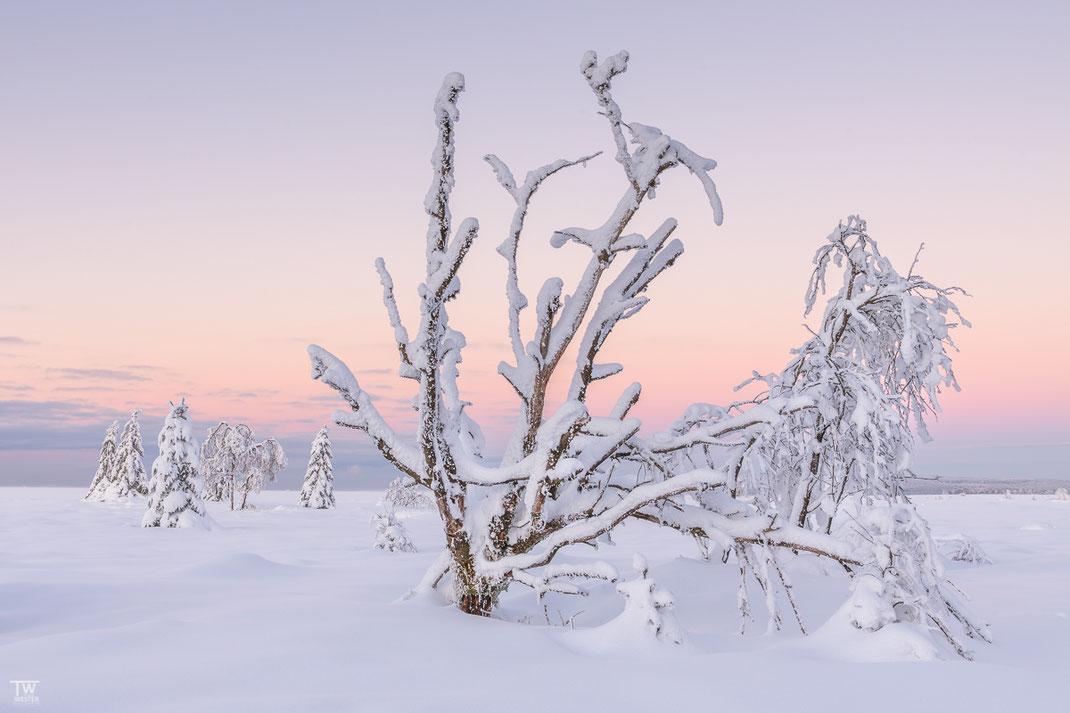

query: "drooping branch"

left=307, top=345, right=422, bottom=482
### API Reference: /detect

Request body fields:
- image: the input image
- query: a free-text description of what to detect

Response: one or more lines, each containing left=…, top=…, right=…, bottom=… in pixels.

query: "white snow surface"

left=1, top=489, right=1067, bottom=712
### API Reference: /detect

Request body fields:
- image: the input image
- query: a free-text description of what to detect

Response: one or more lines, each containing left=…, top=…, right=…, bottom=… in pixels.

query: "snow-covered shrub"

left=608, top=555, right=682, bottom=644
left=372, top=512, right=416, bottom=553
left=299, top=426, right=335, bottom=509
left=938, top=534, right=992, bottom=565
left=381, top=476, right=434, bottom=511
left=201, top=422, right=286, bottom=510
left=101, top=409, right=148, bottom=500
left=84, top=420, right=120, bottom=501
left=143, top=400, right=210, bottom=529
left=1053, top=487, right=1069, bottom=501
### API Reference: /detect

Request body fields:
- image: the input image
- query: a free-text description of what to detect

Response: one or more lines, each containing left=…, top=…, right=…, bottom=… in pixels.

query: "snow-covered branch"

left=308, top=345, right=422, bottom=481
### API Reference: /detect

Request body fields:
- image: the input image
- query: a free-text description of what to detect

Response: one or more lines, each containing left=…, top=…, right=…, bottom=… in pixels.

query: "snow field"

left=1, top=489, right=1067, bottom=712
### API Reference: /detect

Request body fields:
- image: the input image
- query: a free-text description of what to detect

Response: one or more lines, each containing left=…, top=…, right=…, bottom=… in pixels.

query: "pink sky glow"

left=1, top=1, right=1067, bottom=486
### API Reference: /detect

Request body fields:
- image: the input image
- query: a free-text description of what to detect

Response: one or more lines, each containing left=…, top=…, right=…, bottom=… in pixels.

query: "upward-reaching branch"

left=581, top=50, right=638, bottom=193
left=424, top=72, right=465, bottom=263
left=308, top=345, right=422, bottom=482
left=375, top=258, right=418, bottom=380
left=487, top=151, right=602, bottom=375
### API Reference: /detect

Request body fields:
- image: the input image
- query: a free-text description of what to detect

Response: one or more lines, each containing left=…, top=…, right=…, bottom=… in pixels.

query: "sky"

left=1, top=0, right=1068, bottom=489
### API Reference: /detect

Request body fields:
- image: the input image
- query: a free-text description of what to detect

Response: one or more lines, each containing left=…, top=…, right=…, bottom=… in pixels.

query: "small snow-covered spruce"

left=143, top=399, right=209, bottom=529
left=84, top=420, right=120, bottom=501
left=201, top=422, right=286, bottom=510
left=381, top=476, right=434, bottom=510
left=609, top=554, right=682, bottom=644
left=299, top=426, right=335, bottom=509
left=372, top=511, right=416, bottom=553
left=1053, top=487, right=1069, bottom=501
left=105, top=409, right=148, bottom=500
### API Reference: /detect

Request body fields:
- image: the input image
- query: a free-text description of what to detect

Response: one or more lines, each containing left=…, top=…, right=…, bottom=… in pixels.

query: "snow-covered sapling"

left=299, top=426, right=335, bottom=509
left=938, top=534, right=992, bottom=565
left=1053, top=487, right=1069, bottom=501
left=143, top=399, right=210, bottom=529
left=201, top=422, right=286, bottom=510
left=372, top=511, right=416, bottom=553
left=608, top=554, right=683, bottom=644
left=84, top=420, right=120, bottom=501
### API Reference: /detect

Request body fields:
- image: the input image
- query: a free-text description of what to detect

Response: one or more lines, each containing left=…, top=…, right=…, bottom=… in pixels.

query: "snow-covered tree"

left=143, top=399, right=210, bottom=529
left=299, top=426, right=335, bottom=509
left=372, top=511, right=416, bottom=553
left=102, top=409, right=148, bottom=500
left=201, top=422, right=237, bottom=503
left=307, top=48, right=983, bottom=657
left=381, top=476, right=435, bottom=511
left=84, top=420, right=120, bottom=501
left=647, top=219, right=988, bottom=656
left=201, top=422, right=286, bottom=510
left=310, top=50, right=736, bottom=615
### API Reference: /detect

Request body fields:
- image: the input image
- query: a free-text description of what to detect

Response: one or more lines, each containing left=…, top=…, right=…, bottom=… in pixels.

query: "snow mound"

left=782, top=599, right=942, bottom=662
left=183, top=553, right=303, bottom=579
